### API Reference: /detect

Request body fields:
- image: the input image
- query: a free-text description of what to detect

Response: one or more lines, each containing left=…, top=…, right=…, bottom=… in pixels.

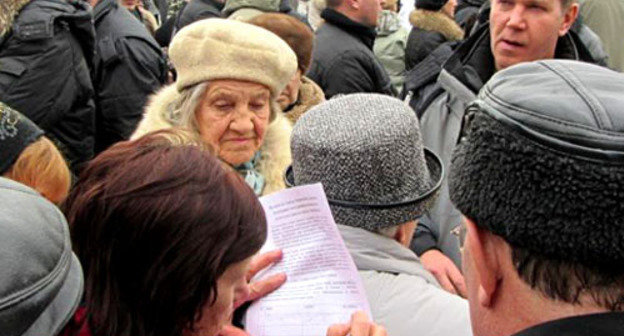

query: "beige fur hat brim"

left=169, top=18, right=298, bottom=96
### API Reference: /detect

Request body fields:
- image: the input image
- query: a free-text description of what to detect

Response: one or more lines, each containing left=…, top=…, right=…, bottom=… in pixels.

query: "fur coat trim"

left=0, top=0, right=32, bottom=37
left=285, top=76, right=325, bottom=124
left=132, top=84, right=292, bottom=196
left=409, top=9, right=464, bottom=42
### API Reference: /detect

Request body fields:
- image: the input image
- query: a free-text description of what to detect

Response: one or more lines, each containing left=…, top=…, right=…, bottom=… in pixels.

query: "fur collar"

left=284, top=76, right=325, bottom=124
left=132, top=84, right=292, bottom=196
left=409, top=9, right=464, bottom=42
left=0, top=0, right=32, bottom=37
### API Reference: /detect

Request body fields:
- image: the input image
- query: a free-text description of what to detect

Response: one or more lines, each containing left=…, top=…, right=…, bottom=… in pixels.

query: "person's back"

left=307, top=0, right=394, bottom=98
left=374, top=6, right=409, bottom=94
left=91, top=0, right=167, bottom=153
left=580, top=0, right=624, bottom=71
left=286, top=94, right=472, bottom=336
left=0, top=0, right=95, bottom=172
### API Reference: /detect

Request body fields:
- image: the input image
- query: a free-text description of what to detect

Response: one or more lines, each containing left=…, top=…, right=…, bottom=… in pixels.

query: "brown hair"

left=3, top=136, right=71, bottom=204
left=65, top=129, right=267, bottom=336
left=248, top=13, right=314, bottom=74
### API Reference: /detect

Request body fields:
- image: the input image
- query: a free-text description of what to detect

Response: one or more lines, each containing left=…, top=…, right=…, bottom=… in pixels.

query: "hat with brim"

left=284, top=94, right=443, bottom=231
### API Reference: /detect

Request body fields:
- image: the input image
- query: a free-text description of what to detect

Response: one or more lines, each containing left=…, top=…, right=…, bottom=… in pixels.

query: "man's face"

left=359, top=0, right=383, bottom=27
left=490, top=0, right=578, bottom=71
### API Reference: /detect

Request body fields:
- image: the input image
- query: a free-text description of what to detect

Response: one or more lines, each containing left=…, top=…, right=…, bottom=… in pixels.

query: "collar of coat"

left=0, top=0, right=33, bottom=38
left=132, top=84, right=293, bottom=196
left=284, top=76, right=325, bottom=124
left=321, top=8, right=377, bottom=49
left=409, top=9, right=464, bottom=42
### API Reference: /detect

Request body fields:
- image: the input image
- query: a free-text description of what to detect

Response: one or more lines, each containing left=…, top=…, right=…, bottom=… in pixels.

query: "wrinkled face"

left=276, top=70, right=303, bottom=111
left=183, top=257, right=252, bottom=336
left=196, top=80, right=271, bottom=166
left=490, top=0, right=576, bottom=71
left=359, top=0, right=383, bottom=27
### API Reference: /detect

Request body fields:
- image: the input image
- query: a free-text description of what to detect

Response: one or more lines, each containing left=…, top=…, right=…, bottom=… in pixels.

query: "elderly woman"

left=132, top=19, right=297, bottom=196
left=247, top=13, right=325, bottom=124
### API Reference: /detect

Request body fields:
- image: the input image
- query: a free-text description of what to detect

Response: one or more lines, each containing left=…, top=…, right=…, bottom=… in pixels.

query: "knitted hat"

left=0, top=102, right=44, bottom=174
left=415, top=0, right=448, bottom=11
left=285, top=94, right=443, bottom=231
left=168, top=19, right=298, bottom=96
left=247, top=13, right=315, bottom=74
left=449, top=60, right=624, bottom=268
left=0, top=177, right=84, bottom=336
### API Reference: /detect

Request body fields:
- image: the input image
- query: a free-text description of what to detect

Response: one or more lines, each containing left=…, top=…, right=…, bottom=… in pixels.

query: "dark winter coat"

left=411, top=23, right=598, bottom=266
left=0, top=0, right=95, bottom=171
left=307, top=9, right=394, bottom=99
left=512, top=313, right=624, bottom=336
left=405, top=9, right=464, bottom=71
left=92, top=0, right=167, bottom=153
left=174, top=0, right=223, bottom=33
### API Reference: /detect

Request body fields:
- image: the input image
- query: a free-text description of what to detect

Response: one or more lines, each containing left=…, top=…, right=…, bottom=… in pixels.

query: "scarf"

left=234, top=151, right=265, bottom=195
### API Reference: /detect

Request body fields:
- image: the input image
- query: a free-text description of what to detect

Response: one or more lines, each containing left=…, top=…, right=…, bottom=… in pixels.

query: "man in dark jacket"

left=174, top=0, right=223, bottom=33
left=406, top=0, right=597, bottom=296
left=0, top=0, right=95, bottom=172
left=451, top=59, right=624, bottom=336
left=90, top=0, right=167, bottom=153
left=307, top=0, right=395, bottom=98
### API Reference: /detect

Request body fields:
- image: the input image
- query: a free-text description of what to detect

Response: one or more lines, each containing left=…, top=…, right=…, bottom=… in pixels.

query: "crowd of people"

left=0, top=0, right=623, bottom=336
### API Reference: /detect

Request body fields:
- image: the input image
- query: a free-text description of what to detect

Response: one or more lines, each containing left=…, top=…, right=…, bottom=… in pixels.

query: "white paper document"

left=245, top=183, right=371, bottom=336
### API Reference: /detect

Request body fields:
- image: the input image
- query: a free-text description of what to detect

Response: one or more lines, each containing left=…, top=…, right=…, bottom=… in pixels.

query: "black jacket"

left=174, top=0, right=222, bottom=33
left=513, top=313, right=624, bottom=336
left=307, top=9, right=394, bottom=99
left=92, top=0, right=167, bottom=153
left=0, top=0, right=95, bottom=171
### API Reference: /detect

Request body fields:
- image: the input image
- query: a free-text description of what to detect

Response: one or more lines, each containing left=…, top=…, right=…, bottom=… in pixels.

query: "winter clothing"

left=410, top=24, right=598, bottom=265
left=283, top=76, right=325, bottom=124
left=449, top=60, right=624, bottom=268
left=306, top=0, right=326, bottom=30
left=224, top=0, right=280, bottom=17
left=416, top=0, right=449, bottom=11
left=247, top=13, right=315, bottom=74
left=308, top=9, right=395, bottom=98
left=0, top=0, right=95, bottom=171
left=174, top=0, right=223, bottom=33
left=285, top=94, right=443, bottom=231
left=571, top=18, right=609, bottom=68
left=129, top=6, right=160, bottom=35
left=405, top=9, right=464, bottom=70
left=0, top=103, right=44, bottom=174
left=454, top=0, right=485, bottom=32
left=0, top=177, right=83, bottom=336
left=92, top=0, right=167, bottom=153
left=338, top=225, right=472, bottom=336
left=581, top=0, right=624, bottom=72
left=132, top=85, right=293, bottom=196
left=511, top=313, right=624, bottom=336
left=169, top=19, right=297, bottom=97
left=374, top=10, right=410, bottom=94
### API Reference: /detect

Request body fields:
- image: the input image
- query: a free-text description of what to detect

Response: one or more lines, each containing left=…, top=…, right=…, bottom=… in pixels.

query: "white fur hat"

left=169, top=18, right=298, bottom=96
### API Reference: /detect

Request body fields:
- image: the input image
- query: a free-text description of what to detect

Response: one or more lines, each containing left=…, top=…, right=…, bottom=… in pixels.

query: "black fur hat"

left=449, top=60, right=624, bottom=268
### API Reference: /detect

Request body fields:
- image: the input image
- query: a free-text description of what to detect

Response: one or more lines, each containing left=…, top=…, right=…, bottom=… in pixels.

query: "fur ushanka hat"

left=168, top=19, right=297, bottom=97
left=449, top=60, right=624, bottom=268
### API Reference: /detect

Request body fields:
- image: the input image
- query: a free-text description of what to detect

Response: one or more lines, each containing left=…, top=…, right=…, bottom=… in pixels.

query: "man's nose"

left=506, top=6, right=527, bottom=30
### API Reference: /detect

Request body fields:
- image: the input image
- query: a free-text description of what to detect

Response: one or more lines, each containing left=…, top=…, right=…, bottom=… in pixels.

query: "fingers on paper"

left=247, top=273, right=287, bottom=302
left=247, top=249, right=283, bottom=280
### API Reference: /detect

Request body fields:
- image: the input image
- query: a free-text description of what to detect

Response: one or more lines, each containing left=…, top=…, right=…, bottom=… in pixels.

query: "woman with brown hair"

left=0, top=102, right=71, bottom=205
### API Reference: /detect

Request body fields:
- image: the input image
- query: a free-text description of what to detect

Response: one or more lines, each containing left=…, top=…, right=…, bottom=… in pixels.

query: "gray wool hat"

left=0, top=177, right=84, bottom=336
left=449, top=60, right=624, bottom=268
left=285, top=93, right=443, bottom=231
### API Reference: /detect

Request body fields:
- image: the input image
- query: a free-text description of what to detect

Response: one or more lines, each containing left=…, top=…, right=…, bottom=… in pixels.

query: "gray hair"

left=163, top=82, right=280, bottom=135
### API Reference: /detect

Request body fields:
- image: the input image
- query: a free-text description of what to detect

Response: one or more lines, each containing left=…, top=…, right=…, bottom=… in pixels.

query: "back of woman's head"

left=64, top=129, right=267, bottom=336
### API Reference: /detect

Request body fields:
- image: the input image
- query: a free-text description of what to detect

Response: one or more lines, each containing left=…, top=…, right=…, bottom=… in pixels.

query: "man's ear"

left=347, top=0, right=361, bottom=10
left=465, top=218, right=501, bottom=308
left=559, top=3, right=579, bottom=36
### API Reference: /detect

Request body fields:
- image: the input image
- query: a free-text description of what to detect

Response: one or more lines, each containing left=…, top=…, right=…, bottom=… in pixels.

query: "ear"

left=347, top=0, right=361, bottom=10
left=394, top=221, right=416, bottom=247
left=558, top=3, right=579, bottom=36
left=464, top=218, right=501, bottom=308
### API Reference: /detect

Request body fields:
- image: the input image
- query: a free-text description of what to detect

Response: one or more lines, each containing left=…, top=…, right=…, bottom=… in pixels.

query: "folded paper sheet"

left=245, top=183, right=371, bottom=336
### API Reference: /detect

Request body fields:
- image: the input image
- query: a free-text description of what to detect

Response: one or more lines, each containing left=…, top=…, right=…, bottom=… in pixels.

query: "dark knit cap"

left=449, top=60, right=624, bottom=268
left=0, top=102, right=44, bottom=174
left=415, top=0, right=449, bottom=11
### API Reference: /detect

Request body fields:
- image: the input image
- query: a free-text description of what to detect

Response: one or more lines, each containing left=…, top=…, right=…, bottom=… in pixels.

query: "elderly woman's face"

left=184, top=257, right=252, bottom=336
left=196, top=80, right=271, bottom=166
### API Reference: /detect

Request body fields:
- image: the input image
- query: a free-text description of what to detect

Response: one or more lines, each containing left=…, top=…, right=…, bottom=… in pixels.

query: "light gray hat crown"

left=0, top=178, right=83, bottom=336
left=287, top=94, right=443, bottom=230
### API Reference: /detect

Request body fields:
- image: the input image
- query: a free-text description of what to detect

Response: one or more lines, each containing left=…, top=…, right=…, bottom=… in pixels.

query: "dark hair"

left=512, top=248, right=624, bottom=311
left=65, top=129, right=267, bottom=336
left=248, top=13, right=314, bottom=74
